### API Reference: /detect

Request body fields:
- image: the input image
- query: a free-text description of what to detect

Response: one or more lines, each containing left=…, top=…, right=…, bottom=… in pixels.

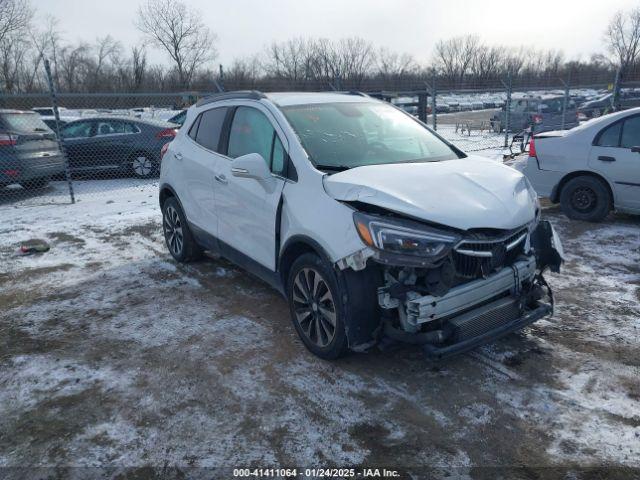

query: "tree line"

left=0, top=0, right=638, bottom=94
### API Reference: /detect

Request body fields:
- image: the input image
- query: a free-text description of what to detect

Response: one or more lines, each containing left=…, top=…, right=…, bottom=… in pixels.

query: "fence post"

left=560, top=72, right=571, bottom=130
left=503, top=70, right=512, bottom=148
left=418, top=92, right=427, bottom=123
left=431, top=73, right=437, bottom=131
left=44, top=58, right=75, bottom=204
left=612, top=67, right=622, bottom=112
left=218, top=64, right=225, bottom=91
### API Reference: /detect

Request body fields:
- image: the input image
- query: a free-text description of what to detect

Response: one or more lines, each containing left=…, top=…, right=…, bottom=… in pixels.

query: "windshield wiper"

left=315, top=164, right=352, bottom=172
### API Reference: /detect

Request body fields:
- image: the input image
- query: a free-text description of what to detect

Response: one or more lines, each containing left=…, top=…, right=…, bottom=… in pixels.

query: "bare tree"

left=90, top=35, right=122, bottom=89
left=0, top=0, right=32, bottom=45
left=605, top=7, right=640, bottom=74
left=135, top=0, right=216, bottom=88
left=433, top=35, right=479, bottom=87
left=376, top=47, right=417, bottom=78
left=131, top=45, right=147, bottom=90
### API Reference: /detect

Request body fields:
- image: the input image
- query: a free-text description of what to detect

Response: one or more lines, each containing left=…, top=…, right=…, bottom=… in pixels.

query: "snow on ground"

left=1, top=175, right=639, bottom=476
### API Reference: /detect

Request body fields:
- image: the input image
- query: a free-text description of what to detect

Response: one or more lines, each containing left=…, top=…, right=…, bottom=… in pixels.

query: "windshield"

left=281, top=102, right=462, bottom=170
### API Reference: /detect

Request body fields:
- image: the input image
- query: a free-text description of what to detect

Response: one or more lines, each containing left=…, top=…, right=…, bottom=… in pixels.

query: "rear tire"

left=287, top=253, right=349, bottom=360
left=162, top=197, right=202, bottom=262
left=130, top=153, right=156, bottom=178
left=559, top=175, right=611, bottom=222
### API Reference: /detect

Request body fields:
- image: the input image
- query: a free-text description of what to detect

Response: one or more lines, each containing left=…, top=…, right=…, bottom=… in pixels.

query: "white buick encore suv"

left=159, top=91, right=563, bottom=360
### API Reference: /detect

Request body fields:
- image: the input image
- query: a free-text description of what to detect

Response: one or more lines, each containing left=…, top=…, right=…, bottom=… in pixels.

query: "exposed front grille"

left=448, top=297, right=521, bottom=342
left=452, top=227, right=527, bottom=278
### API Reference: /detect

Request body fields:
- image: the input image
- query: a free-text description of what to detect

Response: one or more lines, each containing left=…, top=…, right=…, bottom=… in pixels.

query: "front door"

left=214, top=105, right=287, bottom=271
left=588, top=114, right=640, bottom=212
left=60, top=120, right=96, bottom=172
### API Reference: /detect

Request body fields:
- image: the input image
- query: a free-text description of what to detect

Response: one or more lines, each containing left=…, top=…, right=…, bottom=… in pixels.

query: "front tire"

left=287, top=253, right=348, bottom=360
left=559, top=176, right=611, bottom=222
left=162, top=197, right=202, bottom=262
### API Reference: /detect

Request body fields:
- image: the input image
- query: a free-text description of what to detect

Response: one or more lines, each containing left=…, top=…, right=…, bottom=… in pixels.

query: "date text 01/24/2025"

left=233, top=468, right=401, bottom=477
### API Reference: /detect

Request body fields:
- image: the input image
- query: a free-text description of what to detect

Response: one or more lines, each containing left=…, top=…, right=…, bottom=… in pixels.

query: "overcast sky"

left=35, top=0, right=639, bottom=66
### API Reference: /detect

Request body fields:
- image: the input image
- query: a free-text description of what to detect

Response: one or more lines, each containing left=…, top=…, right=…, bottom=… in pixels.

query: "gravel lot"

left=1, top=182, right=639, bottom=479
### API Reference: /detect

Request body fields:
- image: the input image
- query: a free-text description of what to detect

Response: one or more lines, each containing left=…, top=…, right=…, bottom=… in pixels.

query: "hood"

left=323, top=156, right=537, bottom=231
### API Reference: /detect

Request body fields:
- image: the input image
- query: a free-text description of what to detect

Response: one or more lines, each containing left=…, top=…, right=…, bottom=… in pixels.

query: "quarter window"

left=194, top=107, right=227, bottom=152
left=271, top=135, right=286, bottom=176
left=596, top=122, right=622, bottom=147
left=621, top=116, right=640, bottom=148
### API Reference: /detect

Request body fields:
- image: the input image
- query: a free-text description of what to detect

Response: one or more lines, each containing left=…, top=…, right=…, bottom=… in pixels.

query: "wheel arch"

left=278, top=235, right=333, bottom=288
left=551, top=170, right=615, bottom=206
left=159, top=183, right=182, bottom=210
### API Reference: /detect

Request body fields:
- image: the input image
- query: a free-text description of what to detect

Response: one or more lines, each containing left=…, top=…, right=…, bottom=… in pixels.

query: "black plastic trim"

left=187, top=220, right=283, bottom=294
left=423, top=303, right=553, bottom=360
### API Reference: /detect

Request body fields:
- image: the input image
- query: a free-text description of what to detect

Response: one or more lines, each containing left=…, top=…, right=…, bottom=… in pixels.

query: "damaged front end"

left=341, top=210, right=563, bottom=359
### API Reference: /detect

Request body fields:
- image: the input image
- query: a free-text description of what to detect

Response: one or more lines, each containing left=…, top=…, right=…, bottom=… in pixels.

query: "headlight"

left=353, top=212, right=460, bottom=259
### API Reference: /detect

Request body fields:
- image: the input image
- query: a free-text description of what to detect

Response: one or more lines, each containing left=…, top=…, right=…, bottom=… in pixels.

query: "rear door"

left=214, top=104, right=287, bottom=271
left=178, top=106, right=228, bottom=237
left=588, top=113, right=640, bottom=211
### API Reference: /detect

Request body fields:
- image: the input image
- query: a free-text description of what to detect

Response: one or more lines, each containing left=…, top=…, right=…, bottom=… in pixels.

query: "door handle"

left=214, top=174, right=227, bottom=184
left=174, top=152, right=183, bottom=160
left=598, top=156, right=616, bottom=162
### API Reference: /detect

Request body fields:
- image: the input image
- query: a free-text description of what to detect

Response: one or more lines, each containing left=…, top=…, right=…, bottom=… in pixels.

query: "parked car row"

left=491, top=94, right=579, bottom=134
left=0, top=109, right=177, bottom=190
left=577, top=90, right=640, bottom=119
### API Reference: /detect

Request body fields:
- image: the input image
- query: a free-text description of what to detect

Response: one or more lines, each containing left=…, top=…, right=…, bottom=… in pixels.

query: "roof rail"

left=346, top=91, right=369, bottom=97
left=196, top=90, right=266, bottom=107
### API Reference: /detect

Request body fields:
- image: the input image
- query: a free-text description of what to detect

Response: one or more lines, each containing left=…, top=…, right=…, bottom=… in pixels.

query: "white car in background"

left=513, top=107, right=640, bottom=222
left=159, top=91, right=563, bottom=360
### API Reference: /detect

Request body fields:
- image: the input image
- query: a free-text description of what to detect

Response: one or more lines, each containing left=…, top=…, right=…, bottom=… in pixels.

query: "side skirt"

left=188, top=221, right=284, bottom=295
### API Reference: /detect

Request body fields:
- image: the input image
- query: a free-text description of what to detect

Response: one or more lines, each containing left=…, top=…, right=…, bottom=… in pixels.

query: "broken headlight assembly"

left=353, top=211, right=461, bottom=266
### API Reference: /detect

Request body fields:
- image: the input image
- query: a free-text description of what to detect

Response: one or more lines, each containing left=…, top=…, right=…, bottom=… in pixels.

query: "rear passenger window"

left=597, top=122, right=621, bottom=147
left=124, top=123, right=140, bottom=134
left=194, top=107, right=227, bottom=151
left=621, top=116, right=640, bottom=148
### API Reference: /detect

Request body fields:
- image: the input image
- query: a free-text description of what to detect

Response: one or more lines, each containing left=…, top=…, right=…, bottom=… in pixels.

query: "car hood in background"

left=323, top=156, right=536, bottom=231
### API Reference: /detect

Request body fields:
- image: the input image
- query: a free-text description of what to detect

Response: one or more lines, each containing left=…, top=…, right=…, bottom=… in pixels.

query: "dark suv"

left=491, top=95, right=578, bottom=133
left=0, top=110, right=64, bottom=189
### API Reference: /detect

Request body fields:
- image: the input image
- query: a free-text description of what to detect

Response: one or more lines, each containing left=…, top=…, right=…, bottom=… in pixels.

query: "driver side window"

left=62, top=121, right=93, bottom=139
left=228, top=106, right=287, bottom=175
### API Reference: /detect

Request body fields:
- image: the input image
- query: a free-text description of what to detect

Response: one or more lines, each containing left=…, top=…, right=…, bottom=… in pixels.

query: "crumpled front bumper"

left=382, top=220, right=563, bottom=358
left=422, top=301, right=552, bottom=360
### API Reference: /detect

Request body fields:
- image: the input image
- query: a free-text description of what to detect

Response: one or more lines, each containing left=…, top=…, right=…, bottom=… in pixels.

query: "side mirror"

left=631, top=146, right=640, bottom=153
left=230, top=153, right=271, bottom=181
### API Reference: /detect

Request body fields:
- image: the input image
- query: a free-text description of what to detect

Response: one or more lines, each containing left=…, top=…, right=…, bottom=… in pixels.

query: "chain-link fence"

left=0, top=64, right=635, bottom=206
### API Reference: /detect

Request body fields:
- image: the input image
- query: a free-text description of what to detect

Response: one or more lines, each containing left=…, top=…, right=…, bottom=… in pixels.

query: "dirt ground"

left=1, top=187, right=639, bottom=479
